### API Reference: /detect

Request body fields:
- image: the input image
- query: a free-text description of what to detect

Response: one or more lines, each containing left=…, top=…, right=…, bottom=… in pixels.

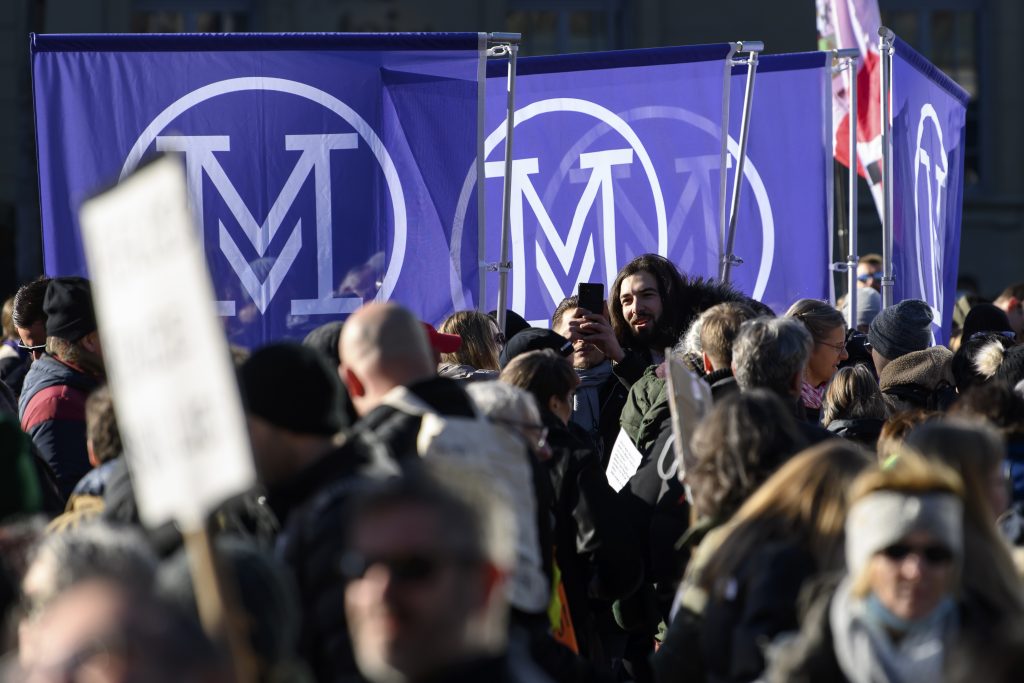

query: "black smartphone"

left=577, top=282, right=604, bottom=316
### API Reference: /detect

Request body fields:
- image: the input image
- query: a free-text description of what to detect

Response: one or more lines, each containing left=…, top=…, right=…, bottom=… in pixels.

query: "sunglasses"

left=880, top=542, right=954, bottom=565
left=340, top=552, right=471, bottom=583
left=857, top=272, right=883, bottom=283
left=17, top=341, right=46, bottom=353
left=968, top=330, right=1016, bottom=342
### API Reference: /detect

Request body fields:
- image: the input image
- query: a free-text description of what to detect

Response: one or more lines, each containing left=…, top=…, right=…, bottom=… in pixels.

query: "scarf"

left=830, top=576, right=958, bottom=683
left=800, top=380, right=826, bottom=409
left=571, top=361, right=614, bottom=437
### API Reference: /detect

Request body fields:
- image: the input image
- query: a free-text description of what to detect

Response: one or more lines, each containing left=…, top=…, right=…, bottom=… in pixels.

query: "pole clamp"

left=720, top=254, right=744, bottom=267
left=831, top=255, right=859, bottom=272
left=481, top=260, right=513, bottom=273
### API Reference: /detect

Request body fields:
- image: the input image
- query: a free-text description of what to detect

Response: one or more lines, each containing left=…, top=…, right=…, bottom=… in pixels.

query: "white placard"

left=664, top=351, right=713, bottom=480
left=605, top=428, right=643, bottom=492
left=79, top=155, right=255, bottom=532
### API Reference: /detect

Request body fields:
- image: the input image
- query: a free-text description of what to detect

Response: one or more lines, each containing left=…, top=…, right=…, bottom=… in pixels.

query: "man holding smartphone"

left=552, top=294, right=627, bottom=467
left=565, top=255, right=687, bottom=391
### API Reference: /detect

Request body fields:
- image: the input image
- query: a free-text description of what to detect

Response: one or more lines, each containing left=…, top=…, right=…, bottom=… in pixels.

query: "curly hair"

left=687, top=389, right=807, bottom=521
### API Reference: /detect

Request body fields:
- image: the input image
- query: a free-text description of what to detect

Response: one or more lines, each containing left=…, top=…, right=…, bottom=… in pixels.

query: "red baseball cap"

left=422, top=322, right=462, bottom=354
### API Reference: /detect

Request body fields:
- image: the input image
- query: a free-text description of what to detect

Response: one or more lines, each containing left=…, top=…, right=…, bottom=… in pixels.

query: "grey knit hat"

left=868, top=299, right=934, bottom=361
left=843, top=287, right=882, bottom=329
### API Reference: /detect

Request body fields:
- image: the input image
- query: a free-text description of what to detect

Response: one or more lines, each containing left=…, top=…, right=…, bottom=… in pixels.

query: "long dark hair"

left=609, top=254, right=748, bottom=352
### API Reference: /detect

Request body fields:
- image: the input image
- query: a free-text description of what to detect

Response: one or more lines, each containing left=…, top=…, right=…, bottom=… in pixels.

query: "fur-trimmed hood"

left=676, top=274, right=749, bottom=332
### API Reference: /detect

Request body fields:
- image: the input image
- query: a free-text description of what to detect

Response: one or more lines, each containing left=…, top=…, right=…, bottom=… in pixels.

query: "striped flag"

left=817, top=0, right=885, bottom=215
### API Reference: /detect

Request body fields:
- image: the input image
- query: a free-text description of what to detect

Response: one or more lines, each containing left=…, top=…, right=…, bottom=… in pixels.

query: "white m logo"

left=449, top=98, right=667, bottom=316
left=913, top=103, right=948, bottom=324
left=122, top=77, right=408, bottom=317
left=158, top=134, right=358, bottom=315
left=485, top=149, right=634, bottom=314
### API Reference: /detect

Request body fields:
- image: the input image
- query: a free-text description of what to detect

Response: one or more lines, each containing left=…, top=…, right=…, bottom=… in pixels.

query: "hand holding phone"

left=577, top=282, right=604, bottom=316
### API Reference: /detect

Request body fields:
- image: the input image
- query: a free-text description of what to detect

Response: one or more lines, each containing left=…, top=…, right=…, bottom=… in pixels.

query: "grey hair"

left=673, top=314, right=704, bottom=360
left=24, top=523, right=157, bottom=614
left=679, top=315, right=704, bottom=358
left=732, top=317, right=813, bottom=397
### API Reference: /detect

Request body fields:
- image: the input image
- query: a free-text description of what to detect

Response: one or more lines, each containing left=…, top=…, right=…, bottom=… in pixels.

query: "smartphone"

left=577, top=282, right=605, bottom=316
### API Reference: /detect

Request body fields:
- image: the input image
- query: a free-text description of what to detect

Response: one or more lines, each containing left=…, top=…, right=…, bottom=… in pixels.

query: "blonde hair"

left=440, top=310, right=500, bottom=371
left=698, top=302, right=757, bottom=369
left=701, top=441, right=872, bottom=595
left=876, top=409, right=937, bottom=462
left=822, top=365, right=888, bottom=426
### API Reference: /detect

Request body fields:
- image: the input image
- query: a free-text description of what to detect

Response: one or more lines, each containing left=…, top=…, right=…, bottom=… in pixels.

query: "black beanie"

left=488, top=309, right=531, bottom=340
left=238, top=342, right=343, bottom=435
left=43, top=277, right=97, bottom=341
left=961, top=303, right=1013, bottom=341
left=867, top=299, right=934, bottom=361
left=499, top=328, right=570, bottom=368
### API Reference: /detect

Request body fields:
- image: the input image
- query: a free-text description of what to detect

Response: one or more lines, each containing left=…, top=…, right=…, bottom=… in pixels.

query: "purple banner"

left=890, top=36, right=969, bottom=345
left=451, top=47, right=832, bottom=324
left=31, top=33, right=482, bottom=349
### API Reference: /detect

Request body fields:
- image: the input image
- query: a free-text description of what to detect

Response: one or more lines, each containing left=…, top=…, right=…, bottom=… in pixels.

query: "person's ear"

left=547, top=394, right=562, bottom=415
left=87, top=440, right=100, bottom=469
left=703, top=352, right=714, bottom=374
left=343, top=367, right=366, bottom=398
left=79, top=331, right=101, bottom=354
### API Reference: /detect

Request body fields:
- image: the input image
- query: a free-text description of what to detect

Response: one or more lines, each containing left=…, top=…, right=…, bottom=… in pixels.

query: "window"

left=881, top=2, right=984, bottom=192
left=132, top=1, right=251, bottom=33
left=506, top=1, right=626, bottom=56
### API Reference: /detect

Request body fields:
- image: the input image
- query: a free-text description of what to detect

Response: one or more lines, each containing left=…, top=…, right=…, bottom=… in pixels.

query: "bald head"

left=339, top=303, right=436, bottom=416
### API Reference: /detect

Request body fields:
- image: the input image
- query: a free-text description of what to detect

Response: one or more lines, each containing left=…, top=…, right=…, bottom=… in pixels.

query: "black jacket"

left=700, top=540, right=818, bottom=683
left=354, top=376, right=476, bottom=463
left=417, top=653, right=553, bottom=683
left=704, top=368, right=740, bottom=403
left=612, top=348, right=655, bottom=391
left=269, top=432, right=399, bottom=683
left=595, top=372, right=629, bottom=469
left=826, top=418, right=885, bottom=449
left=543, top=410, right=643, bottom=669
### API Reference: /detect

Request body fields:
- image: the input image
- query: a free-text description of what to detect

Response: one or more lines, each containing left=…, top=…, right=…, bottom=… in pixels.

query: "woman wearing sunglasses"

left=765, top=454, right=981, bottom=683
left=786, top=299, right=849, bottom=423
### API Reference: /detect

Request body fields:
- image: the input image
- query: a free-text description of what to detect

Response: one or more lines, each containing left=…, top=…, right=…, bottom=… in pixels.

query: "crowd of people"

left=1, top=253, right=1024, bottom=683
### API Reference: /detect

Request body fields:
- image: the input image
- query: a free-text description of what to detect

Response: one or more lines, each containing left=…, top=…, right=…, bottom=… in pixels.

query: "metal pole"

left=721, top=41, right=763, bottom=284
left=495, top=41, right=518, bottom=336
left=833, top=48, right=860, bottom=329
left=476, top=33, right=488, bottom=312
left=879, top=27, right=896, bottom=309
left=717, top=43, right=739, bottom=262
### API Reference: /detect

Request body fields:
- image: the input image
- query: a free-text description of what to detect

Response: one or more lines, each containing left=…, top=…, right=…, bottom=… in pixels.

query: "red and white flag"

left=817, top=0, right=885, bottom=216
